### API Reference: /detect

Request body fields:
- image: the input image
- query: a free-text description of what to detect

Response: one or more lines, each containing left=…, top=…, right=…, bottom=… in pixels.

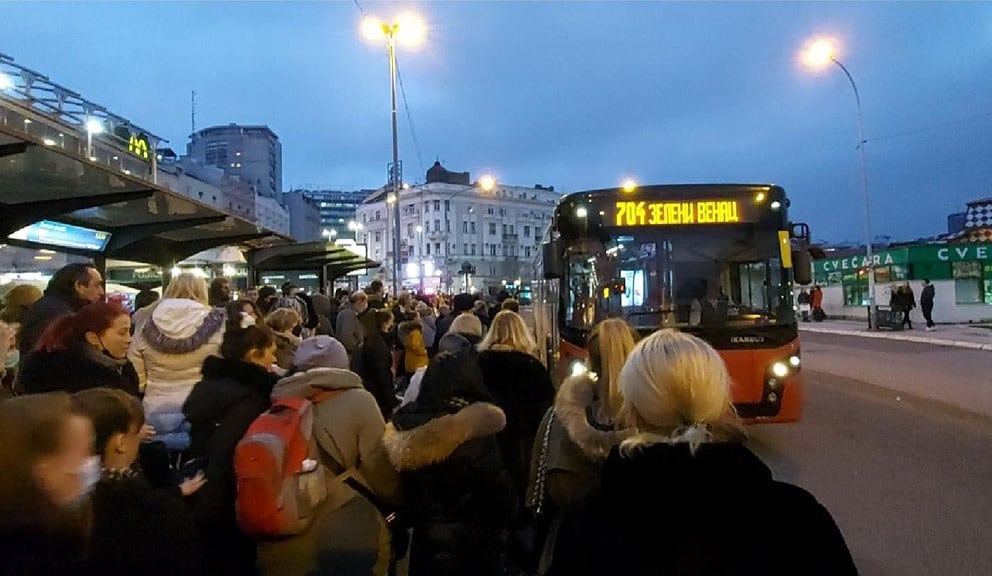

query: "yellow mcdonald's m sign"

left=128, top=134, right=149, bottom=160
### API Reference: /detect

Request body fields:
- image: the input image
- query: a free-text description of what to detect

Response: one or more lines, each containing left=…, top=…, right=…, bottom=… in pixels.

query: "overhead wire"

left=867, top=111, right=992, bottom=144
left=396, top=59, right=426, bottom=181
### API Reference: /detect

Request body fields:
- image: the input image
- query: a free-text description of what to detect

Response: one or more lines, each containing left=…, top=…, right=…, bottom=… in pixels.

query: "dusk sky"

left=1, top=1, right=990, bottom=244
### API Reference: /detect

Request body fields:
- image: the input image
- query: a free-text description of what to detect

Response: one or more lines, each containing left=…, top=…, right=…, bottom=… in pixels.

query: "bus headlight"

left=788, top=355, right=801, bottom=368
left=771, top=361, right=790, bottom=379
left=570, top=360, right=589, bottom=378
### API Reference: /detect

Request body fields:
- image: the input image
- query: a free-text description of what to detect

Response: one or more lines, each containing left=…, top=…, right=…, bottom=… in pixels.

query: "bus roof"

left=557, top=183, right=785, bottom=205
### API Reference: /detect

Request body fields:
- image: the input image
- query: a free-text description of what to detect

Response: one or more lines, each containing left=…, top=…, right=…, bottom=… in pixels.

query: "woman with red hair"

left=18, top=301, right=139, bottom=396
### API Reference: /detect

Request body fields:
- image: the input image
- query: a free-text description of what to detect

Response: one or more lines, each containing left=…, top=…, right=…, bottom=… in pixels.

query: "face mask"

left=4, top=349, right=19, bottom=369
left=67, top=455, right=102, bottom=509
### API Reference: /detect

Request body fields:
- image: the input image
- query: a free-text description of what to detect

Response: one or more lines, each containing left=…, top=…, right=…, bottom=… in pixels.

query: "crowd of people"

left=0, top=263, right=859, bottom=576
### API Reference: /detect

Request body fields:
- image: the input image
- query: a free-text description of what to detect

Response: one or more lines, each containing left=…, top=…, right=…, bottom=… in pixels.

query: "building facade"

left=354, top=162, right=560, bottom=294
left=809, top=198, right=992, bottom=323
left=186, top=124, right=282, bottom=199
left=282, top=192, right=323, bottom=242
left=157, top=157, right=256, bottom=221
left=289, top=189, right=376, bottom=236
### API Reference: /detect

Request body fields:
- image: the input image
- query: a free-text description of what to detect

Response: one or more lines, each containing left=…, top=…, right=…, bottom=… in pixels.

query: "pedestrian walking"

left=797, top=288, right=812, bottom=322
left=921, top=279, right=936, bottom=330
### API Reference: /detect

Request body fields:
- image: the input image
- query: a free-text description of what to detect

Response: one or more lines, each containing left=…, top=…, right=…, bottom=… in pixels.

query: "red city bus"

left=532, top=184, right=814, bottom=423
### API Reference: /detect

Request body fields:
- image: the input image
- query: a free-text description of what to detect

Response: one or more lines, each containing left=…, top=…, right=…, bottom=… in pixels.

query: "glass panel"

left=562, top=224, right=793, bottom=331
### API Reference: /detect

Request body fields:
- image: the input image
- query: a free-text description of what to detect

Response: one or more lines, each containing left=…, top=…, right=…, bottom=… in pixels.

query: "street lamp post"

left=362, top=13, right=426, bottom=298
left=386, top=193, right=396, bottom=293
left=416, top=225, right=424, bottom=294
left=347, top=220, right=363, bottom=242
left=802, top=38, right=877, bottom=329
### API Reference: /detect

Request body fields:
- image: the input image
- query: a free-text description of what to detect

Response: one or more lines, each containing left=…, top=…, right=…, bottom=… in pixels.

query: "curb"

left=800, top=326, right=992, bottom=351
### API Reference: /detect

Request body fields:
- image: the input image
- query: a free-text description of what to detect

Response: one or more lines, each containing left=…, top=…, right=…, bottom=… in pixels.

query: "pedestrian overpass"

left=0, top=52, right=378, bottom=289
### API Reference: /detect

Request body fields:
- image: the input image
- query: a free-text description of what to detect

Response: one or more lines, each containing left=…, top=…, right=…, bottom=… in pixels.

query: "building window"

left=471, top=244, right=477, bottom=256
left=489, top=223, right=497, bottom=235
left=375, top=210, right=381, bottom=221
left=952, top=261, right=990, bottom=304
left=502, top=224, right=507, bottom=235
left=375, top=231, right=382, bottom=242
left=525, top=246, right=532, bottom=258
left=490, top=245, right=497, bottom=257
left=446, top=219, right=451, bottom=232
left=464, top=243, right=469, bottom=254
left=407, top=223, right=414, bottom=237
left=510, top=225, right=515, bottom=235
left=524, top=225, right=530, bottom=238
left=424, top=201, right=430, bottom=213
left=435, top=242, right=441, bottom=254
left=463, top=222, right=468, bottom=233
left=426, top=244, right=431, bottom=255
left=434, top=200, right=440, bottom=211
left=503, top=245, right=508, bottom=257
left=445, top=200, right=450, bottom=210
left=470, top=222, right=476, bottom=234
left=434, top=219, right=440, bottom=232
left=487, top=207, right=495, bottom=215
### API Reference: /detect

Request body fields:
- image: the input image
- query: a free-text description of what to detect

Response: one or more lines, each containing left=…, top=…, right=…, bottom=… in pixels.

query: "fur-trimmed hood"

left=555, top=373, right=636, bottom=463
left=141, top=299, right=225, bottom=354
left=384, top=403, right=506, bottom=471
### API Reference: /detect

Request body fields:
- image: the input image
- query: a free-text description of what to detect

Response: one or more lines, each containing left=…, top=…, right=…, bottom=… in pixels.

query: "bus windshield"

left=563, top=224, right=795, bottom=331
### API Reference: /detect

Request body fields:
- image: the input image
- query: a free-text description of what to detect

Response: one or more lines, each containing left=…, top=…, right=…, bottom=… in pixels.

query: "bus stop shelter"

left=246, top=241, right=380, bottom=291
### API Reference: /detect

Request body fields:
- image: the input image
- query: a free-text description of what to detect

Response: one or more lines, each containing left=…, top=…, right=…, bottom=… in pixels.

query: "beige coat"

left=258, top=367, right=402, bottom=576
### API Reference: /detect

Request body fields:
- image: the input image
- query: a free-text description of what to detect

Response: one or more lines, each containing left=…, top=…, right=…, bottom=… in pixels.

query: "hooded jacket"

left=182, top=355, right=278, bottom=576
left=257, top=367, right=402, bottom=576
left=399, top=321, right=428, bottom=374
left=548, top=442, right=858, bottom=576
left=385, top=401, right=517, bottom=576
left=531, top=373, right=636, bottom=512
left=130, top=299, right=225, bottom=450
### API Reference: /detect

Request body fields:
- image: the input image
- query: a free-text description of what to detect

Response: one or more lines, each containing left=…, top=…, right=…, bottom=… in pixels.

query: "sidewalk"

left=799, top=319, right=992, bottom=351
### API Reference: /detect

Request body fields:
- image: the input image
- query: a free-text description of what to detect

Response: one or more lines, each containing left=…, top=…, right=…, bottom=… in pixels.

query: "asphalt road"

left=748, top=332, right=992, bottom=576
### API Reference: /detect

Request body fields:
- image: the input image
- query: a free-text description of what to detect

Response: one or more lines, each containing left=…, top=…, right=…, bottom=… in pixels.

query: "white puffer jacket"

left=129, top=299, right=225, bottom=449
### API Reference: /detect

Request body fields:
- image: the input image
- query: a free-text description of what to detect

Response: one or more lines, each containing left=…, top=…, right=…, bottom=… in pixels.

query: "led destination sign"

left=614, top=200, right=744, bottom=227
left=8, top=220, right=112, bottom=252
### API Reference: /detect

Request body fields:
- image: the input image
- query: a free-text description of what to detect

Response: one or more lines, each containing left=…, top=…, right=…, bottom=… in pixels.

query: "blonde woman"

left=477, top=310, right=556, bottom=513
left=265, top=307, right=302, bottom=372
left=129, top=273, right=225, bottom=451
left=547, top=330, right=856, bottom=576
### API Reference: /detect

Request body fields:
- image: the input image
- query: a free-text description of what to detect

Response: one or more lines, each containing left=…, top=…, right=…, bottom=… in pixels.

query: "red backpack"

left=233, top=396, right=329, bottom=537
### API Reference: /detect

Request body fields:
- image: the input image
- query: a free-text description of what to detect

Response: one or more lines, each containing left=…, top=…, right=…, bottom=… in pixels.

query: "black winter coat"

left=18, top=348, right=140, bottom=396
left=357, top=331, right=397, bottom=419
left=182, top=355, right=279, bottom=576
left=477, top=349, right=556, bottom=509
left=87, top=473, right=200, bottom=576
left=548, top=442, right=858, bottom=576
left=0, top=524, right=86, bottom=576
left=18, top=292, right=85, bottom=356
left=385, top=402, right=518, bottom=576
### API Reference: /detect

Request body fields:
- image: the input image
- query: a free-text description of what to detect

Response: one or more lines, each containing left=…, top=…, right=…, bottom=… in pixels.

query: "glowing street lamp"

left=800, top=36, right=877, bottom=328
left=478, top=174, right=497, bottom=193
left=361, top=11, right=427, bottom=297
left=85, top=117, right=104, bottom=161
left=622, top=178, right=637, bottom=193
left=347, top=220, right=364, bottom=241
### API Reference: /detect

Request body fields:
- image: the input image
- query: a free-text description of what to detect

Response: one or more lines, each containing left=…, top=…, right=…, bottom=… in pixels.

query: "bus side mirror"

left=789, top=222, right=810, bottom=241
left=793, top=249, right=813, bottom=285
left=543, top=240, right=563, bottom=279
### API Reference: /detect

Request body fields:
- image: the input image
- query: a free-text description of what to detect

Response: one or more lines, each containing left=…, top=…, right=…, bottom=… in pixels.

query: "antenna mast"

left=191, top=90, right=197, bottom=133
